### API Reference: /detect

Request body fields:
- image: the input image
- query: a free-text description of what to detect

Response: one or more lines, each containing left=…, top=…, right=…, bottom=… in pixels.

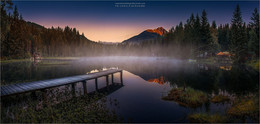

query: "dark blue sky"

left=13, top=1, right=259, bottom=42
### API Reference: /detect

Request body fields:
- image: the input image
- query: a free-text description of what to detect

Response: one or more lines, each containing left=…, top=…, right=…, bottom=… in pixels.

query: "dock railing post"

left=82, top=80, right=87, bottom=95
left=72, top=83, right=76, bottom=96
left=111, top=74, right=114, bottom=84
left=31, top=91, right=37, bottom=99
left=106, top=75, right=109, bottom=90
left=41, top=89, right=47, bottom=105
left=95, top=78, right=98, bottom=91
left=120, top=71, right=123, bottom=85
left=106, top=75, right=109, bottom=86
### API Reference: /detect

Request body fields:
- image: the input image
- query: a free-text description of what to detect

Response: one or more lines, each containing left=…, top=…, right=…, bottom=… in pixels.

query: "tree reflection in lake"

left=1, top=57, right=259, bottom=122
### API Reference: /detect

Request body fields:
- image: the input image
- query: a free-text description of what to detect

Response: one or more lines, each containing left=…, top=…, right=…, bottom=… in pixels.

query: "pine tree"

left=218, top=24, right=230, bottom=51
left=194, top=14, right=201, bottom=48
left=248, top=8, right=259, bottom=59
left=230, top=4, right=248, bottom=64
left=19, top=14, right=23, bottom=20
left=188, top=13, right=195, bottom=26
left=1, top=0, right=13, bottom=16
left=183, top=13, right=197, bottom=58
left=1, top=0, right=14, bottom=59
left=176, top=22, right=184, bottom=44
left=183, top=13, right=195, bottom=45
left=13, top=5, right=19, bottom=19
left=200, top=9, right=212, bottom=52
left=211, top=21, right=217, bottom=29
left=250, top=8, right=259, bottom=39
left=210, top=20, right=220, bottom=53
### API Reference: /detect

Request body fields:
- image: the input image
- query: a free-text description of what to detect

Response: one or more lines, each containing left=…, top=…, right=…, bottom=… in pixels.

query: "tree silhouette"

left=230, top=4, right=248, bottom=64
left=248, top=8, right=259, bottom=59
left=13, top=5, right=19, bottom=19
left=200, top=9, right=212, bottom=51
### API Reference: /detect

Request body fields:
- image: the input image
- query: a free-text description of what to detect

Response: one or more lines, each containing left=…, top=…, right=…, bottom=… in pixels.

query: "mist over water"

left=1, top=56, right=258, bottom=93
left=1, top=56, right=259, bottom=122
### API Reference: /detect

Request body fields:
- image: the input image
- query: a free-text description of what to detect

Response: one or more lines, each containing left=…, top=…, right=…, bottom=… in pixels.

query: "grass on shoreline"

left=0, top=59, right=30, bottom=63
left=1, top=91, right=122, bottom=123
left=211, top=95, right=230, bottom=103
left=188, top=113, right=228, bottom=123
left=210, top=89, right=233, bottom=103
left=1, top=57, right=80, bottom=63
left=247, top=59, right=260, bottom=71
left=42, top=57, right=81, bottom=60
left=227, top=95, right=259, bottom=119
left=162, top=87, right=208, bottom=108
left=188, top=94, right=259, bottom=123
left=162, top=86, right=259, bottom=122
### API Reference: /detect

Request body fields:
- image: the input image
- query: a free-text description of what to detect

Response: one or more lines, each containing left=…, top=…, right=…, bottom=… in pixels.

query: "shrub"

left=227, top=95, right=259, bottom=119
left=188, top=113, right=228, bottom=123
left=162, top=87, right=208, bottom=108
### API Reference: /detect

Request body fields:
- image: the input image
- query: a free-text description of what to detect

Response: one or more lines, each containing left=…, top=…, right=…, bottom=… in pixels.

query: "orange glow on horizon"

left=28, top=18, right=170, bottom=43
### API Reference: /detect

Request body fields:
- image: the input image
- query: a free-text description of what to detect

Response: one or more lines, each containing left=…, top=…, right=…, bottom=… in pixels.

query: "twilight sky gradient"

left=13, top=1, right=259, bottom=42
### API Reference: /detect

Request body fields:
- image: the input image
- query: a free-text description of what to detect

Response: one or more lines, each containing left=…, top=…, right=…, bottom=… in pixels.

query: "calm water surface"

left=1, top=57, right=259, bottom=122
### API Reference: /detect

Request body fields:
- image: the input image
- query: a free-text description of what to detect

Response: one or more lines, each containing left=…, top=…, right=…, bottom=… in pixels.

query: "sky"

left=13, top=1, right=259, bottom=42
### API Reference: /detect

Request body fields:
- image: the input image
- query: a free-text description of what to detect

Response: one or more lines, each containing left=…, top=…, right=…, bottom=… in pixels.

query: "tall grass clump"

left=1, top=86, right=122, bottom=123
left=162, top=85, right=208, bottom=108
left=211, top=89, right=235, bottom=103
left=227, top=94, right=259, bottom=120
left=188, top=113, right=228, bottom=123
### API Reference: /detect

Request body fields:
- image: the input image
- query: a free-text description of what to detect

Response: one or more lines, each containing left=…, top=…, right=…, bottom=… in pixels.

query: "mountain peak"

left=145, top=27, right=167, bottom=36
left=122, top=27, right=167, bottom=43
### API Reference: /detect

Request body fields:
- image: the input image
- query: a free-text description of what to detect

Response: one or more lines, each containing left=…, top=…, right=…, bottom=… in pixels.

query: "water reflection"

left=86, top=67, right=119, bottom=74
left=1, top=57, right=258, bottom=94
left=219, top=65, right=232, bottom=71
left=198, top=63, right=209, bottom=70
left=1, top=57, right=259, bottom=123
left=147, top=76, right=165, bottom=85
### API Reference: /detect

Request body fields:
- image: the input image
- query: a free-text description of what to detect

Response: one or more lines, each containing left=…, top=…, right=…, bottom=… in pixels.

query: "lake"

left=1, top=57, right=259, bottom=122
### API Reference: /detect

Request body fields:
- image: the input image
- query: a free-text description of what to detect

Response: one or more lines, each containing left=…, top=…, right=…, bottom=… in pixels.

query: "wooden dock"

left=1, top=69, right=123, bottom=97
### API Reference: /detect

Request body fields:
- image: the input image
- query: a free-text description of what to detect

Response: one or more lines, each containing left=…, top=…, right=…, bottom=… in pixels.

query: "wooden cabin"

left=216, top=51, right=233, bottom=63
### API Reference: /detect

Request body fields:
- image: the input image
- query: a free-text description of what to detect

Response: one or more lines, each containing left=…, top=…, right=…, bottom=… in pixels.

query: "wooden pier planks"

left=1, top=69, right=122, bottom=97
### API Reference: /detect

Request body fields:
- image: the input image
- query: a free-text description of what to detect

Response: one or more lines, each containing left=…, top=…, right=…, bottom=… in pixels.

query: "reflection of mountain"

left=85, top=57, right=258, bottom=93
left=147, top=76, right=165, bottom=85
left=3, top=57, right=258, bottom=94
left=122, top=27, right=167, bottom=44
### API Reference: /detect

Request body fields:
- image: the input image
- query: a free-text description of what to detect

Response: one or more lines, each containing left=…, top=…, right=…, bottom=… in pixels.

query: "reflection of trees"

left=1, top=62, right=34, bottom=84
left=105, top=59, right=258, bottom=94
left=165, top=64, right=221, bottom=93
left=1, top=61, right=104, bottom=85
left=107, top=59, right=258, bottom=94
left=2, top=59, right=258, bottom=95
left=221, top=65, right=259, bottom=93
left=111, top=61, right=222, bottom=93
left=166, top=64, right=258, bottom=94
